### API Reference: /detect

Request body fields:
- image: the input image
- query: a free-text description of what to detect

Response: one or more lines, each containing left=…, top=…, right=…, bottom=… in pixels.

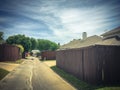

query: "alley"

left=0, top=58, right=75, bottom=90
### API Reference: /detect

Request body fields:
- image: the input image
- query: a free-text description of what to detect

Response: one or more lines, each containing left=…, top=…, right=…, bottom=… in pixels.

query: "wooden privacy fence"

left=56, top=45, right=120, bottom=85
left=0, top=44, right=20, bottom=61
left=41, top=51, right=56, bottom=60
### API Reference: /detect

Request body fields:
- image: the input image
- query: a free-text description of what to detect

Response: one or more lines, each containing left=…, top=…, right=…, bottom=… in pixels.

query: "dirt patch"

left=0, top=62, right=19, bottom=71
left=43, top=60, right=56, bottom=67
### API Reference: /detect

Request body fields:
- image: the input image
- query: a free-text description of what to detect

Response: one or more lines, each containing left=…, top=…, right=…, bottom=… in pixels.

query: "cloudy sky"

left=0, top=0, right=120, bottom=44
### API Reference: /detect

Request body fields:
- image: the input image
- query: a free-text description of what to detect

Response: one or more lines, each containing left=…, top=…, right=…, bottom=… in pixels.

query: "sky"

left=0, top=0, right=120, bottom=44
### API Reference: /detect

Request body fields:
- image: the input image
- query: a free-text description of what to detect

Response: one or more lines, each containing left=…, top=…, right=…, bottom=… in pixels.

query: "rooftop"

left=60, top=35, right=102, bottom=49
left=96, top=38, right=120, bottom=45
left=101, top=26, right=120, bottom=37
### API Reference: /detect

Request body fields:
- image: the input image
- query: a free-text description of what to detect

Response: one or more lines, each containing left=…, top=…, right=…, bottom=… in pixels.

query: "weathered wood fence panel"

left=56, top=45, right=120, bottom=84
left=41, top=51, right=56, bottom=60
left=96, top=45, right=120, bottom=84
left=0, top=44, right=20, bottom=61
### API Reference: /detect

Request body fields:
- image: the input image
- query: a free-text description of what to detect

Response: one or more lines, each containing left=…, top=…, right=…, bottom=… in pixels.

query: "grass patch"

left=4, top=59, right=24, bottom=64
left=96, top=87, right=120, bottom=90
left=51, top=66, right=94, bottom=90
left=51, top=66, right=120, bottom=90
left=0, top=68, right=9, bottom=80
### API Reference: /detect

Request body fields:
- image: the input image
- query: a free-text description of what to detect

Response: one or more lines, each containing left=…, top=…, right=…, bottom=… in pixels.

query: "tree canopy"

left=6, top=34, right=31, bottom=52
left=15, top=44, right=24, bottom=54
left=6, top=34, right=59, bottom=52
left=0, top=32, right=4, bottom=43
left=37, top=39, right=59, bottom=51
left=30, top=38, right=37, bottom=50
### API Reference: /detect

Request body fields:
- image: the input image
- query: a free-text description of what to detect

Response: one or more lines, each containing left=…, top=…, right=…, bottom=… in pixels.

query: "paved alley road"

left=0, top=58, right=76, bottom=90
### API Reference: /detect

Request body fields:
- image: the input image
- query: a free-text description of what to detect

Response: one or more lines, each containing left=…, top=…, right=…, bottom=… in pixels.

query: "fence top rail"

left=0, top=44, right=18, bottom=48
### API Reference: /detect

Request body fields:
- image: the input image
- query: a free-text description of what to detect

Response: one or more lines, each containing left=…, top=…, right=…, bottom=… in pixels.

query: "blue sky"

left=0, top=0, right=120, bottom=44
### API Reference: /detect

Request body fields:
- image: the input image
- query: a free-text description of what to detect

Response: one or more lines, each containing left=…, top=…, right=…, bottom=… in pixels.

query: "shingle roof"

left=60, top=35, right=102, bottom=49
left=96, top=38, right=120, bottom=45
left=101, top=26, right=120, bottom=37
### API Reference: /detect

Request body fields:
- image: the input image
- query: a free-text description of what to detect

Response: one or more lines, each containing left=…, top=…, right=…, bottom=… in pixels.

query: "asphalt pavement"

left=0, top=58, right=76, bottom=90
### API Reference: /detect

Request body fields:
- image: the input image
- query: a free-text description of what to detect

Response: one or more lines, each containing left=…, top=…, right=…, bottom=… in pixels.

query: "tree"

left=15, top=44, right=24, bottom=54
left=0, top=32, right=4, bottom=43
left=6, top=34, right=31, bottom=52
left=37, top=39, right=59, bottom=51
left=14, top=44, right=24, bottom=58
left=6, top=34, right=59, bottom=52
left=50, top=42, right=59, bottom=51
left=30, top=38, right=37, bottom=50
left=21, top=36, right=31, bottom=52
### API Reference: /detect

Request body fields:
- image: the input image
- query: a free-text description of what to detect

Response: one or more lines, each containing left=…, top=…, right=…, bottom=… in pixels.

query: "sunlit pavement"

left=0, top=62, right=19, bottom=71
left=0, top=58, right=76, bottom=90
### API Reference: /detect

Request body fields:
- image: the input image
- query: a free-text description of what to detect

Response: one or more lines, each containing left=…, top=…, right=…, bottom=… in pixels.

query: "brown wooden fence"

left=56, top=45, right=120, bottom=85
left=41, top=51, right=56, bottom=60
left=0, top=44, right=20, bottom=61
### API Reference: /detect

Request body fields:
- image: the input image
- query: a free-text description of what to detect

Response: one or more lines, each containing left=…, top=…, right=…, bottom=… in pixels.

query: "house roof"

left=60, top=35, right=102, bottom=49
left=101, top=26, right=120, bottom=37
left=96, top=38, right=120, bottom=45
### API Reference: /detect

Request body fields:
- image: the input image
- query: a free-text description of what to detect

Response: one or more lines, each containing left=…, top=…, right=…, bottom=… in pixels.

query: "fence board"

left=0, top=44, right=20, bottom=61
left=41, top=51, right=56, bottom=60
left=56, top=45, right=120, bottom=84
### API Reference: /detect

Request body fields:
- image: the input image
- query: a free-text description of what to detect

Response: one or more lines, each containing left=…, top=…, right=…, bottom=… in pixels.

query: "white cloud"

left=1, top=0, right=120, bottom=44
left=12, top=23, right=38, bottom=29
left=17, top=1, right=108, bottom=42
left=0, top=17, right=8, bottom=22
left=51, top=8, right=106, bottom=41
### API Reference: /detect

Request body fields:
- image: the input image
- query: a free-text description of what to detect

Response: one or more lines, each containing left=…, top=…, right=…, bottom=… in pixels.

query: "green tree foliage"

left=37, top=39, right=59, bottom=51
left=14, top=44, right=24, bottom=57
left=0, top=32, right=4, bottom=43
left=15, top=44, right=24, bottom=54
left=6, top=34, right=59, bottom=52
left=30, top=38, right=37, bottom=50
left=6, top=34, right=31, bottom=52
